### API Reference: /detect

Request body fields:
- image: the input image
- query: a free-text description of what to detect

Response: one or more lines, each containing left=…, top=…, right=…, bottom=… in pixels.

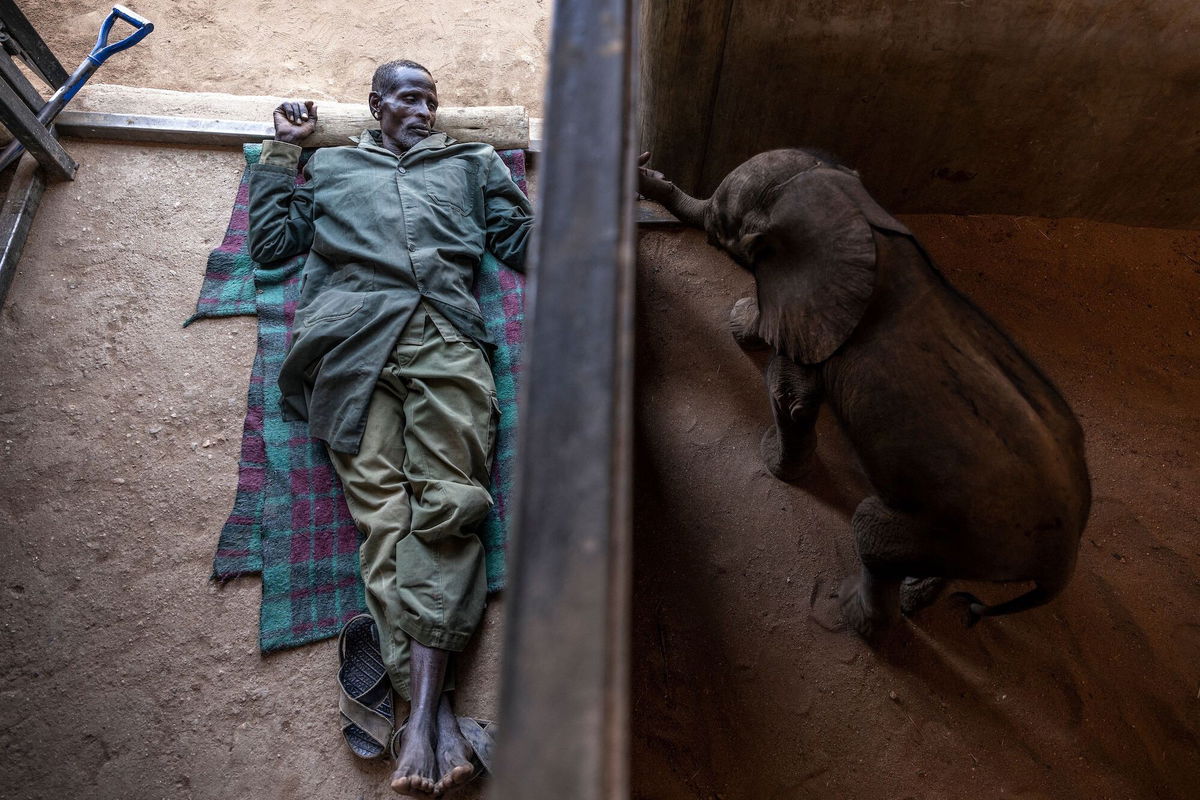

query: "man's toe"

left=433, top=764, right=472, bottom=796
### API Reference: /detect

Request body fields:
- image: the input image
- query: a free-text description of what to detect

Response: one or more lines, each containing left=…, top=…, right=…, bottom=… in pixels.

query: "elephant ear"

left=752, top=170, right=881, bottom=364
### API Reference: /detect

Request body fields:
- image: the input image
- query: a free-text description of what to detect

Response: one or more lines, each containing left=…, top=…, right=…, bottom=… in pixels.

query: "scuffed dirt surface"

left=632, top=217, right=1200, bottom=799
left=18, top=0, right=549, bottom=115
left=0, top=142, right=502, bottom=799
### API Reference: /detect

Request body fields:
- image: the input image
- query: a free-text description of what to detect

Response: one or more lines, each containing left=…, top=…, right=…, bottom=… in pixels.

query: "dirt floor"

left=20, top=0, right=549, bottom=115
left=0, top=3, right=545, bottom=799
left=2, top=2, right=1200, bottom=799
left=632, top=218, right=1200, bottom=800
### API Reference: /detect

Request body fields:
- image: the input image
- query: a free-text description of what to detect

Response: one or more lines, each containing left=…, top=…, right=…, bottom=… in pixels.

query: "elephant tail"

left=950, top=578, right=1070, bottom=628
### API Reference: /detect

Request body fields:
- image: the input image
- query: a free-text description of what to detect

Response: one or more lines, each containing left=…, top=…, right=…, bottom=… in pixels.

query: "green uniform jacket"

left=247, top=130, right=533, bottom=453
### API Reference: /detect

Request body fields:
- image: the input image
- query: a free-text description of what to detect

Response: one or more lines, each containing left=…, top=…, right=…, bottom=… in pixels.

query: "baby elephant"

left=638, top=150, right=1091, bottom=638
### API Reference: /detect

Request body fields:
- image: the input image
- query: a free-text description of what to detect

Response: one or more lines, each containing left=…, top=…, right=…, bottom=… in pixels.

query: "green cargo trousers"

left=327, top=304, right=496, bottom=700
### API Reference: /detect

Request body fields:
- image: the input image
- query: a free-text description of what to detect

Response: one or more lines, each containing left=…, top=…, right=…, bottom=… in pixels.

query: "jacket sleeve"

left=247, top=141, right=315, bottom=264
left=482, top=151, right=535, bottom=273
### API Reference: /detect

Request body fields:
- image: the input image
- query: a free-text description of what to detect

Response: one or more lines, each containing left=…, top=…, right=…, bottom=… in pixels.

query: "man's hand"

left=273, top=100, right=318, bottom=145
left=638, top=151, right=675, bottom=204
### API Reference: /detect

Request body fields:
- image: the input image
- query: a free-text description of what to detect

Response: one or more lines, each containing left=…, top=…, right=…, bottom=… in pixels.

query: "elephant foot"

left=838, top=575, right=896, bottom=644
left=730, top=296, right=769, bottom=351
left=760, top=426, right=815, bottom=483
left=899, top=577, right=948, bottom=617
left=949, top=591, right=986, bottom=628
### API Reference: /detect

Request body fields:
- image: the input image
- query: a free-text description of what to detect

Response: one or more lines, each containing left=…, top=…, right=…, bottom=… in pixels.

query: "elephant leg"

left=838, top=568, right=901, bottom=643
left=760, top=354, right=821, bottom=482
left=899, top=577, right=948, bottom=617
left=840, top=496, right=935, bottom=640
left=729, top=296, right=769, bottom=350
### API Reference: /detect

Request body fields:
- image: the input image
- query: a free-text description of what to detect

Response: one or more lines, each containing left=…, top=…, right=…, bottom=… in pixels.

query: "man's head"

left=369, top=60, right=438, bottom=155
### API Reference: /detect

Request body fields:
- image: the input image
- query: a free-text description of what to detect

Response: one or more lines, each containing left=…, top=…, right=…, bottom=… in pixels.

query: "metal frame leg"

left=0, top=153, right=45, bottom=309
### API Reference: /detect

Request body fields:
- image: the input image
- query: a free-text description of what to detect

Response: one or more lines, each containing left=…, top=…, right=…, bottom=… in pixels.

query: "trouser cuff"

left=398, top=616, right=474, bottom=652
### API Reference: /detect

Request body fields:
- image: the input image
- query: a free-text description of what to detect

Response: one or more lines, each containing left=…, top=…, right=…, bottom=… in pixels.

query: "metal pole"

left=491, top=0, right=637, bottom=797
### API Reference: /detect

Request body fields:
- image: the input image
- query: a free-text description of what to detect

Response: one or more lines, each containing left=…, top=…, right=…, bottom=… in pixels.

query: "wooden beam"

left=0, top=154, right=46, bottom=309
left=61, top=84, right=529, bottom=149
left=491, top=0, right=635, bottom=798
left=50, top=110, right=545, bottom=152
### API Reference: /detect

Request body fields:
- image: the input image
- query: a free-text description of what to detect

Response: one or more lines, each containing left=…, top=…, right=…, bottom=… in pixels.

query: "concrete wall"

left=641, top=0, right=1200, bottom=228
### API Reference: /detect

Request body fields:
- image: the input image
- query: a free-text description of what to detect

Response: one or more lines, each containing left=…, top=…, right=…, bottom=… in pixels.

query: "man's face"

left=369, top=67, right=439, bottom=154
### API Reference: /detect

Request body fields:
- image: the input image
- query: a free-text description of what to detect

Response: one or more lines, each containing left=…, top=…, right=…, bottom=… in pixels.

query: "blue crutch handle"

left=87, top=5, right=154, bottom=67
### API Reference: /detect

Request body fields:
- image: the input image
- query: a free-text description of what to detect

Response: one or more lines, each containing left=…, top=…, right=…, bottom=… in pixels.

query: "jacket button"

left=398, top=166, right=407, bottom=174
left=408, top=244, right=416, bottom=252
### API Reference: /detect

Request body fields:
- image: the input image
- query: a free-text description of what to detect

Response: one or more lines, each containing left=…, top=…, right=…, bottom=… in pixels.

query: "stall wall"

left=641, top=0, right=1200, bottom=228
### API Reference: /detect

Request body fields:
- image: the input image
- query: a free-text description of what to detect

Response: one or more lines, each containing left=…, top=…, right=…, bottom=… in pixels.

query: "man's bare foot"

left=432, top=694, right=475, bottom=796
left=390, top=712, right=438, bottom=796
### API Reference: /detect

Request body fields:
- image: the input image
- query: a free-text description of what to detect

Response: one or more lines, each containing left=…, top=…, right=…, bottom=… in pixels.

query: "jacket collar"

left=356, top=129, right=454, bottom=158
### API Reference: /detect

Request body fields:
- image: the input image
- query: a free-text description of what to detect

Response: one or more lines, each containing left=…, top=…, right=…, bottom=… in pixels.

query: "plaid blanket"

left=186, top=144, right=526, bottom=652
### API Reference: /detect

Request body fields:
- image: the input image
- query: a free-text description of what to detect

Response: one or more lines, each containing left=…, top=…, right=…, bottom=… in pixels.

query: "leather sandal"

left=338, top=614, right=394, bottom=758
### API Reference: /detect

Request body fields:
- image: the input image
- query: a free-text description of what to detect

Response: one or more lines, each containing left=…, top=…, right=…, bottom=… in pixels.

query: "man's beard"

left=399, top=125, right=431, bottom=149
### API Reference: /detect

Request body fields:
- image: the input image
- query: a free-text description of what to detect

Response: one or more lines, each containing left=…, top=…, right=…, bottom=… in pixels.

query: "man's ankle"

left=407, top=707, right=437, bottom=730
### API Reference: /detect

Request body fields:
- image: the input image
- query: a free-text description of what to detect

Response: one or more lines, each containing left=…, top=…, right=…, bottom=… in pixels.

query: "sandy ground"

left=2, top=2, right=1200, bottom=799
left=0, top=2, right=546, bottom=799
left=19, top=0, right=549, bottom=115
left=0, top=141, right=505, bottom=800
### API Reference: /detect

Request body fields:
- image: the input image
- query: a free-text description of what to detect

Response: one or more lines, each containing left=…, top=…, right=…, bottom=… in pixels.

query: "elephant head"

left=640, top=149, right=911, bottom=364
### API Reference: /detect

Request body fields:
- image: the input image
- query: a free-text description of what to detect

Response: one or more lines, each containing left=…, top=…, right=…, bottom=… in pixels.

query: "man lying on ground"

left=248, top=59, right=533, bottom=796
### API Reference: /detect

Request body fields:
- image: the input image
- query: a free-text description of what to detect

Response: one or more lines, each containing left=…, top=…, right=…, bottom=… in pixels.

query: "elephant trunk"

left=661, top=185, right=708, bottom=229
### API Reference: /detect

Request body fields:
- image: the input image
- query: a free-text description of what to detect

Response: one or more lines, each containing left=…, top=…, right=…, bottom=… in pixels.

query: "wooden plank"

left=0, top=78, right=74, bottom=180
left=0, top=153, right=45, bottom=309
left=638, top=0, right=733, bottom=196
left=0, top=0, right=67, bottom=89
left=490, top=0, right=635, bottom=797
left=53, top=109, right=545, bottom=153
left=63, top=85, right=529, bottom=149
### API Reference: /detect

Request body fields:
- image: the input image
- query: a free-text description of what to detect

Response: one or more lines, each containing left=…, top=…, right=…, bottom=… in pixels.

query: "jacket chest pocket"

left=424, top=162, right=478, bottom=216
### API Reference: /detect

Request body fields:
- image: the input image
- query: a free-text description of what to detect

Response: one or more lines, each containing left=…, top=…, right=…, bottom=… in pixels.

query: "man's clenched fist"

left=273, top=100, right=318, bottom=144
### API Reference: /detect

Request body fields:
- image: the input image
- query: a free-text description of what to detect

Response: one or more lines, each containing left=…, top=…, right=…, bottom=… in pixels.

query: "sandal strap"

left=340, top=690, right=393, bottom=749
left=390, top=718, right=409, bottom=760
left=456, top=716, right=497, bottom=776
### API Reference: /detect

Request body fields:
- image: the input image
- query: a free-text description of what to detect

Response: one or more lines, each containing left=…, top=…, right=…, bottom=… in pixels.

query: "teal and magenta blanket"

left=186, top=144, right=526, bottom=652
